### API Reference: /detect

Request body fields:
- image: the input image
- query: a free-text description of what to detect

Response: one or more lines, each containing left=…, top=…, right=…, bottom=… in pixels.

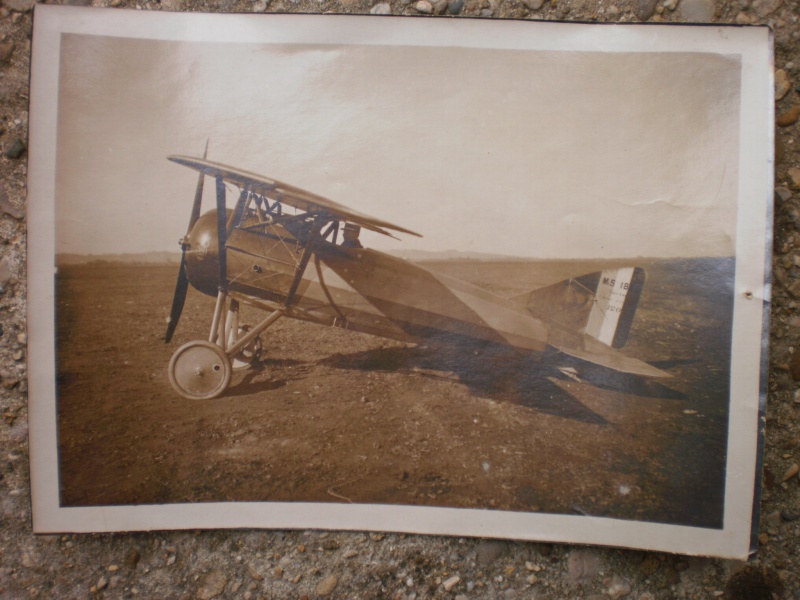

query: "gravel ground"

left=1, top=0, right=798, bottom=598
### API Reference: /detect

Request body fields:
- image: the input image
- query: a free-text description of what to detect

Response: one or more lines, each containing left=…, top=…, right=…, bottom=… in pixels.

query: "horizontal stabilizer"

left=552, top=334, right=672, bottom=379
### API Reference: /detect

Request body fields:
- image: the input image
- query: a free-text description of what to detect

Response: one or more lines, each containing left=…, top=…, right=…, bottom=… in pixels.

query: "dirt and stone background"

left=1, top=0, right=800, bottom=597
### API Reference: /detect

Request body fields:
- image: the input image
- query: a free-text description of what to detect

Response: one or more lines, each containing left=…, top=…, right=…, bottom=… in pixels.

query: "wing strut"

left=314, top=255, right=348, bottom=325
left=208, top=175, right=230, bottom=347
left=284, top=216, right=325, bottom=307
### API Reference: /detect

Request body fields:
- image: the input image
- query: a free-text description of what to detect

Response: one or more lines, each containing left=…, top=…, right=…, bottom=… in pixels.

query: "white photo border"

left=27, top=6, right=773, bottom=559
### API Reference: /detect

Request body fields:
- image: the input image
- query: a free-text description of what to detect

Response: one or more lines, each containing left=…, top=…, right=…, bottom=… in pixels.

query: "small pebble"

left=124, top=548, right=141, bottom=569
left=0, top=257, right=11, bottom=292
left=776, top=69, right=792, bottom=101
left=370, top=1, right=391, bottom=12
left=443, top=575, right=461, bottom=591
left=776, top=186, right=793, bottom=202
left=606, top=574, right=632, bottom=599
left=522, top=0, right=545, bottom=9
left=197, top=570, right=228, bottom=600
left=247, top=564, right=263, bottom=580
left=635, top=0, right=658, bottom=20
left=446, top=0, right=463, bottom=12
left=567, top=550, right=600, bottom=585
left=4, top=139, right=25, bottom=159
left=781, top=463, right=798, bottom=481
left=777, top=105, right=800, bottom=127
left=640, top=554, right=660, bottom=576
left=0, top=41, right=14, bottom=62
left=680, top=0, right=714, bottom=21
left=314, top=575, right=338, bottom=596
left=789, top=167, right=800, bottom=191
left=0, top=189, right=23, bottom=220
left=476, top=541, right=507, bottom=567
left=414, top=0, right=432, bottom=11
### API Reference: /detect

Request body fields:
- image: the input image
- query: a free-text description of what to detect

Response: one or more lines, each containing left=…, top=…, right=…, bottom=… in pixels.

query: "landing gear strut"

left=167, top=294, right=285, bottom=400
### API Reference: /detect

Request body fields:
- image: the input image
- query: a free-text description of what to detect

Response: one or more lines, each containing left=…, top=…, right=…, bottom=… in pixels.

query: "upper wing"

left=169, top=155, right=422, bottom=239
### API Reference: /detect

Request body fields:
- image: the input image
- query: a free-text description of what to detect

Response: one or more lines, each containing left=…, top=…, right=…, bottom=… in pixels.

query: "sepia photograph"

left=27, top=7, right=772, bottom=558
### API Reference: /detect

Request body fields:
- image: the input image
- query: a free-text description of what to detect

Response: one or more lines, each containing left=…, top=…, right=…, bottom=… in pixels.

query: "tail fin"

left=584, top=267, right=646, bottom=349
left=511, top=267, right=646, bottom=349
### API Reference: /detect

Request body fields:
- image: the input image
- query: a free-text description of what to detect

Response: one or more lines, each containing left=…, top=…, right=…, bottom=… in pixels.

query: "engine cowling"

left=183, top=209, right=230, bottom=297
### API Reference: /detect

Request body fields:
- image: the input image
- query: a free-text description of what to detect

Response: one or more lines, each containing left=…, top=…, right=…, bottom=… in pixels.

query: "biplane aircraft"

left=164, top=154, right=671, bottom=400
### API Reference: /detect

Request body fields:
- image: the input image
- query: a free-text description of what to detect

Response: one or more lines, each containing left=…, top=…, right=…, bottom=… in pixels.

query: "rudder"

left=510, top=266, right=646, bottom=350
left=584, top=267, right=646, bottom=349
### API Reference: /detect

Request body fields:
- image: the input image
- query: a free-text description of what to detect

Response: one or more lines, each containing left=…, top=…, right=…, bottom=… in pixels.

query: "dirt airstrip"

left=56, top=257, right=733, bottom=529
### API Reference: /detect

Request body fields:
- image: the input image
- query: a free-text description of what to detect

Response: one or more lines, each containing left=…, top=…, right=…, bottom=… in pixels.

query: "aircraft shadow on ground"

left=319, top=343, right=623, bottom=425
left=225, top=358, right=308, bottom=397
left=224, top=342, right=688, bottom=423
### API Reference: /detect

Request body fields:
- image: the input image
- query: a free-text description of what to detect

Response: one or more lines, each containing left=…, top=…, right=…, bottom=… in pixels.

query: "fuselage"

left=183, top=209, right=550, bottom=353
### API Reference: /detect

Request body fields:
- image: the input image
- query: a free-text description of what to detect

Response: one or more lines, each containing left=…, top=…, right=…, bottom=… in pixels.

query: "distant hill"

left=384, top=249, right=664, bottom=263
left=385, top=249, right=529, bottom=262
left=56, top=249, right=728, bottom=267
left=57, top=252, right=182, bottom=266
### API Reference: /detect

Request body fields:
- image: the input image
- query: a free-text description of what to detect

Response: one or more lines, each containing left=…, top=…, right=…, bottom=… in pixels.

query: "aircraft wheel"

left=168, top=340, right=232, bottom=400
left=232, top=326, right=263, bottom=371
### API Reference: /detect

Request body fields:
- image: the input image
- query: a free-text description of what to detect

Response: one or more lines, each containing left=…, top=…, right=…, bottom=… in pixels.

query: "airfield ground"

left=56, top=257, right=732, bottom=528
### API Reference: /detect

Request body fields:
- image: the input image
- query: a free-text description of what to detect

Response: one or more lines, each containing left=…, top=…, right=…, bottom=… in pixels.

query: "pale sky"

left=55, top=34, right=741, bottom=259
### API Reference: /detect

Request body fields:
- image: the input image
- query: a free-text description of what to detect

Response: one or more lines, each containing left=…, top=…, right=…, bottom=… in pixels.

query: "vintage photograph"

left=27, top=8, right=772, bottom=558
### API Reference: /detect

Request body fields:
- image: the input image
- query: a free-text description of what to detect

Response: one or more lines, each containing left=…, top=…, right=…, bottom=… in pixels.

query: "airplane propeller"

left=165, top=141, right=208, bottom=343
